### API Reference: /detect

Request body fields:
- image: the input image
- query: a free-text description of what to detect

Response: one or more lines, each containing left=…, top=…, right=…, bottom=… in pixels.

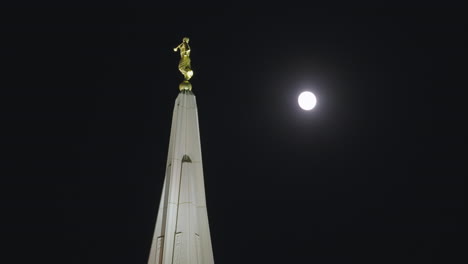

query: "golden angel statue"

left=173, top=37, right=193, bottom=81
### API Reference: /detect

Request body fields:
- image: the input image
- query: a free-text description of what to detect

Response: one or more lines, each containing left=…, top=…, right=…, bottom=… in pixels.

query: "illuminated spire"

left=147, top=38, right=214, bottom=264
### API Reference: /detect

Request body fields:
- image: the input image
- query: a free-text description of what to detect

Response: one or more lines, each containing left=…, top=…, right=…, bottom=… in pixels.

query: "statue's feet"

left=185, top=70, right=193, bottom=80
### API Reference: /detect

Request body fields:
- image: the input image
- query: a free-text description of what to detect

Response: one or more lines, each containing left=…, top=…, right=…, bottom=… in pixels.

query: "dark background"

left=1, top=1, right=464, bottom=264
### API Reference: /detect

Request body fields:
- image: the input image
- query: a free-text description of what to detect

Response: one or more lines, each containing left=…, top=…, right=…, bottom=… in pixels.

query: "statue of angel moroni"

left=173, top=37, right=193, bottom=81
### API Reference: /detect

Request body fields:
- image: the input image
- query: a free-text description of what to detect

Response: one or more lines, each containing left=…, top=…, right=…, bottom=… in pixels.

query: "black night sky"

left=2, top=1, right=464, bottom=264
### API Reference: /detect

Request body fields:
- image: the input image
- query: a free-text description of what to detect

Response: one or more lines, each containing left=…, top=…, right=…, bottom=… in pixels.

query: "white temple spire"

left=147, top=38, right=214, bottom=264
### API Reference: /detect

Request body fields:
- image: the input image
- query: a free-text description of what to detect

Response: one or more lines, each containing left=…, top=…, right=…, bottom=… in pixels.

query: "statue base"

left=179, top=80, right=192, bottom=92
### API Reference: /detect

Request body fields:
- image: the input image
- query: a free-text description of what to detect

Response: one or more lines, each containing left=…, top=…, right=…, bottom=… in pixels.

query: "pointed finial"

left=174, top=37, right=193, bottom=91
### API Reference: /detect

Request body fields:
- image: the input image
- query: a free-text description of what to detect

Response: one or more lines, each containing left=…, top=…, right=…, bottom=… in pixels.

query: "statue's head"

left=183, top=37, right=190, bottom=43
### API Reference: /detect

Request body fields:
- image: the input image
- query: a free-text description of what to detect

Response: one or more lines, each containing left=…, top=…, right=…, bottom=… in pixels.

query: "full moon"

left=298, top=91, right=317, bottom=110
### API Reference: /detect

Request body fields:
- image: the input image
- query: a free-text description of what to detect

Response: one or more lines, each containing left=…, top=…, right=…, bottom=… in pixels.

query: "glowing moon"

left=298, top=91, right=317, bottom=110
